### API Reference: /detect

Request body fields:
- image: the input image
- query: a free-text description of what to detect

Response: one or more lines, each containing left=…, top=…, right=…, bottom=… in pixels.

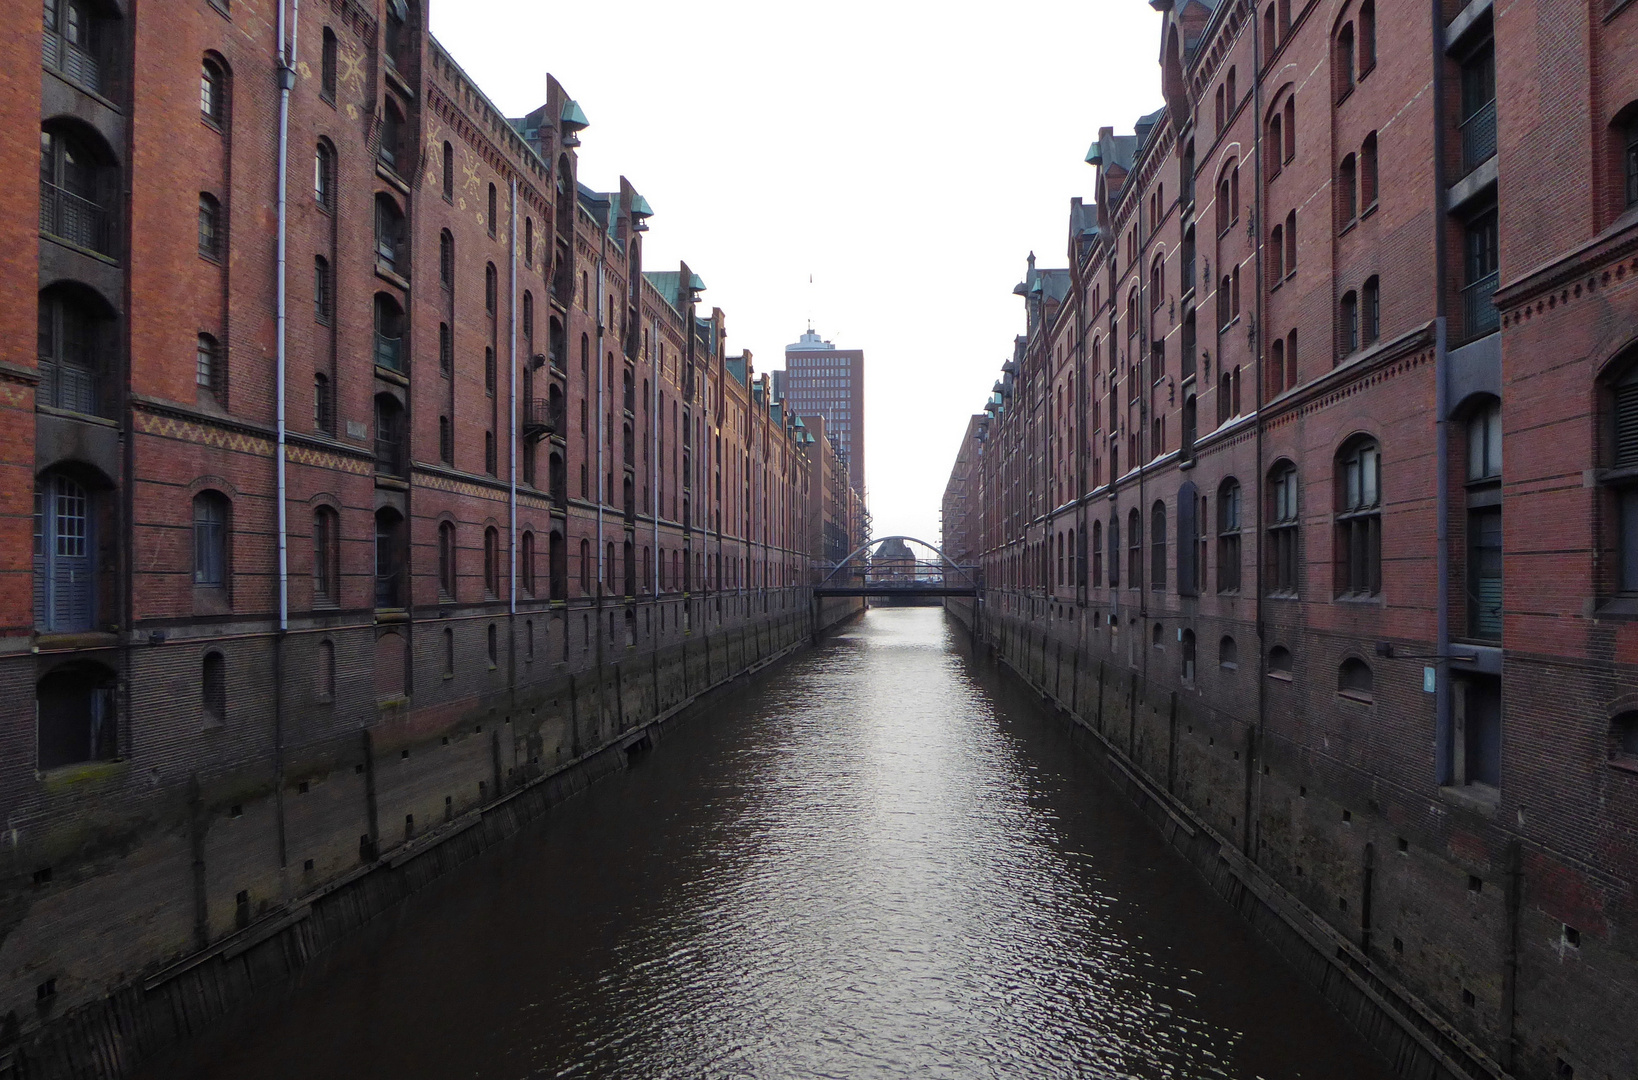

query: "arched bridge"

left=813, top=536, right=980, bottom=598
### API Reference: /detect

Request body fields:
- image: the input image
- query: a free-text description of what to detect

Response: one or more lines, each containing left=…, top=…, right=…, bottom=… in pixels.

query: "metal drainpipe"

left=1250, top=6, right=1269, bottom=863
left=652, top=316, right=660, bottom=598
left=596, top=260, right=606, bottom=625
left=271, top=0, right=300, bottom=872
left=508, top=179, right=518, bottom=623
left=1432, top=0, right=1454, bottom=791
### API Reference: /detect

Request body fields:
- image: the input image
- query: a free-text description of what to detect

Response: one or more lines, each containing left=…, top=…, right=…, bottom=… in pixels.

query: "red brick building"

left=947, top=1, right=1638, bottom=1077
left=5, top=0, right=852, bottom=1065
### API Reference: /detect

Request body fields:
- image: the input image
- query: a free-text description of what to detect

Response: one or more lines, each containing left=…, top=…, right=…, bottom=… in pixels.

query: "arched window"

left=315, top=372, right=332, bottom=432
left=442, top=141, right=454, bottom=202
left=579, top=538, right=591, bottom=594
left=321, top=28, right=338, bottom=99
left=1285, top=210, right=1297, bottom=272
left=439, top=322, right=453, bottom=375
left=1336, top=437, right=1382, bottom=597
left=1363, top=276, right=1381, bottom=344
left=1335, top=23, right=1355, bottom=101
left=485, top=262, right=498, bottom=315
left=483, top=527, right=500, bottom=597
left=521, top=530, right=536, bottom=595
left=34, top=471, right=100, bottom=632
left=1269, top=223, right=1285, bottom=280
left=1268, top=462, right=1299, bottom=594
left=1092, top=520, right=1104, bottom=585
left=312, top=506, right=339, bottom=605
left=1182, top=629, right=1196, bottom=681
left=202, top=651, right=226, bottom=722
left=197, top=193, right=222, bottom=259
left=1127, top=507, right=1142, bottom=590
left=374, top=193, right=405, bottom=273
left=37, top=284, right=113, bottom=416
left=1268, top=113, right=1283, bottom=179
left=1339, top=657, right=1373, bottom=701
left=1358, top=0, right=1376, bottom=74
left=1271, top=338, right=1286, bottom=397
left=1219, top=635, right=1238, bottom=669
left=315, top=141, right=335, bottom=210
left=1283, top=96, right=1296, bottom=162
left=36, top=662, right=117, bottom=769
left=1339, top=290, right=1360, bottom=357
left=1338, top=153, right=1358, bottom=226
left=524, top=217, right=534, bottom=267
left=1286, top=330, right=1299, bottom=389
left=440, top=230, right=454, bottom=288
left=39, top=122, right=116, bottom=256
left=193, top=491, right=229, bottom=589
left=1268, top=644, right=1293, bottom=677
left=1056, top=531, right=1065, bottom=586
left=433, top=520, right=454, bottom=600
left=488, top=183, right=498, bottom=236
left=200, top=58, right=226, bottom=125
left=1151, top=500, right=1168, bottom=591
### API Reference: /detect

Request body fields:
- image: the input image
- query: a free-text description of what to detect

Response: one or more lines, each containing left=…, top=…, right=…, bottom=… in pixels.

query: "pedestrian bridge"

left=812, top=536, right=979, bottom=598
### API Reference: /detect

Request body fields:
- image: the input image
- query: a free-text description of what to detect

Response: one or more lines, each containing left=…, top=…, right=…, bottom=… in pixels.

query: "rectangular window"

left=1467, top=506, right=1502, bottom=639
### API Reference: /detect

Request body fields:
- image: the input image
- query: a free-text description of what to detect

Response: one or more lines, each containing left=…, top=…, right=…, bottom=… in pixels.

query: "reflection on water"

left=153, top=608, right=1392, bottom=1080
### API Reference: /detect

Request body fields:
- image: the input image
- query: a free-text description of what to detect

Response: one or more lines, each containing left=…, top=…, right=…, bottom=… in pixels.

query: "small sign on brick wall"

left=346, top=420, right=367, bottom=440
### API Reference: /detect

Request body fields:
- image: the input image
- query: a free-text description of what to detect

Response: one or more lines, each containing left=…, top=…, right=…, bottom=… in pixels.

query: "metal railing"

left=40, top=182, right=113, bottom=257
left=522, top=397, right=563, bottom=439
left=374, top=332, right=403, bottom=371
left=1462, top=271, right=1500, bottom=339
left=374, top=570, right=403, bottom=609
left=1459, top=99, right=1497, bottom=175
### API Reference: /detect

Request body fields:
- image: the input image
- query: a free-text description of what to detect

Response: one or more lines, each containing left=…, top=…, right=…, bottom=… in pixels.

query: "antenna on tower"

left=807, top=273, right=814, bottom=334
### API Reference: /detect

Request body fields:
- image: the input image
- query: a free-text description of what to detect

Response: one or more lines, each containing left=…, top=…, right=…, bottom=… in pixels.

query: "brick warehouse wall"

left=944, top=1, right=1638, bottom=1078
left=7, top=0, right=865, bottom=1074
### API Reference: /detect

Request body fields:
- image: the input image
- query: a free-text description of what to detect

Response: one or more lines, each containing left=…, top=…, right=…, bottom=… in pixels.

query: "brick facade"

left=946, top=1, right=1638, bottom=1077
left=7, top=0, right=856, bottom=1065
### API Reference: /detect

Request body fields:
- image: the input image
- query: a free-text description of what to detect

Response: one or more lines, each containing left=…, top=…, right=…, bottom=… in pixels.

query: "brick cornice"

left=0, top=360, right=40, bottom=387
left=1494, top=214, right=1638, bottom=315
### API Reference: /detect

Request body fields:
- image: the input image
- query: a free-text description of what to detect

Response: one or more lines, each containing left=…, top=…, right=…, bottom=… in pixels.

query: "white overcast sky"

left=432, top=1, right=1164, bottom=546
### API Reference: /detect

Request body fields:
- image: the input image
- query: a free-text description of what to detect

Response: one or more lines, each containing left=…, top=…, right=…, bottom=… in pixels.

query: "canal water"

left=152, top=608, right=1392, bottom=1080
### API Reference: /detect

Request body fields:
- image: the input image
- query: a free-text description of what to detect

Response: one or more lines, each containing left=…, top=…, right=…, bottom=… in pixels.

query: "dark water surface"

left=154, top=608, right=1393, bottom=1080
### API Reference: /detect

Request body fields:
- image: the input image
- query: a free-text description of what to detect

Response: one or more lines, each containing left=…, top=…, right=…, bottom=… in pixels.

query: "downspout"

left=508, top=179, right=518, bottom=621
left=596, top=261, right=606, bottom=645
left=271, top=0, right=299, bottom=872
left=1250, top=6, right=1269, bottom=862
left=652, top=317, right=660, bottom=598
left=1432, top=0, right=1454, bottom=794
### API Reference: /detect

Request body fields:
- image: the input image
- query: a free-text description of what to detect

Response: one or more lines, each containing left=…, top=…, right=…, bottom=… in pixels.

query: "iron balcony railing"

left=522, top=397, right=563, bottom=440
left=1462, top=270, right=1500, bottom=339
left=40, top=181, right=113, bottom=257
left=374, top=569, right=403, bottom=609
left=1460, top=99, right=1497, bottom=175
left=374, top=332, right=403, bottom=371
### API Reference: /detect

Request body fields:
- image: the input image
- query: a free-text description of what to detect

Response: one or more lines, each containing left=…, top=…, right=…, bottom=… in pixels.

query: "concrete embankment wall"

left=3, top=592, right=861, bottom=1080
left=950, top=596, right=1518, bottom=1080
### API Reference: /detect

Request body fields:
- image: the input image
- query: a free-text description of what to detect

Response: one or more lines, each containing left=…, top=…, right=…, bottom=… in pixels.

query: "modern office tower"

left=783, top=328, right=865, bottom=495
